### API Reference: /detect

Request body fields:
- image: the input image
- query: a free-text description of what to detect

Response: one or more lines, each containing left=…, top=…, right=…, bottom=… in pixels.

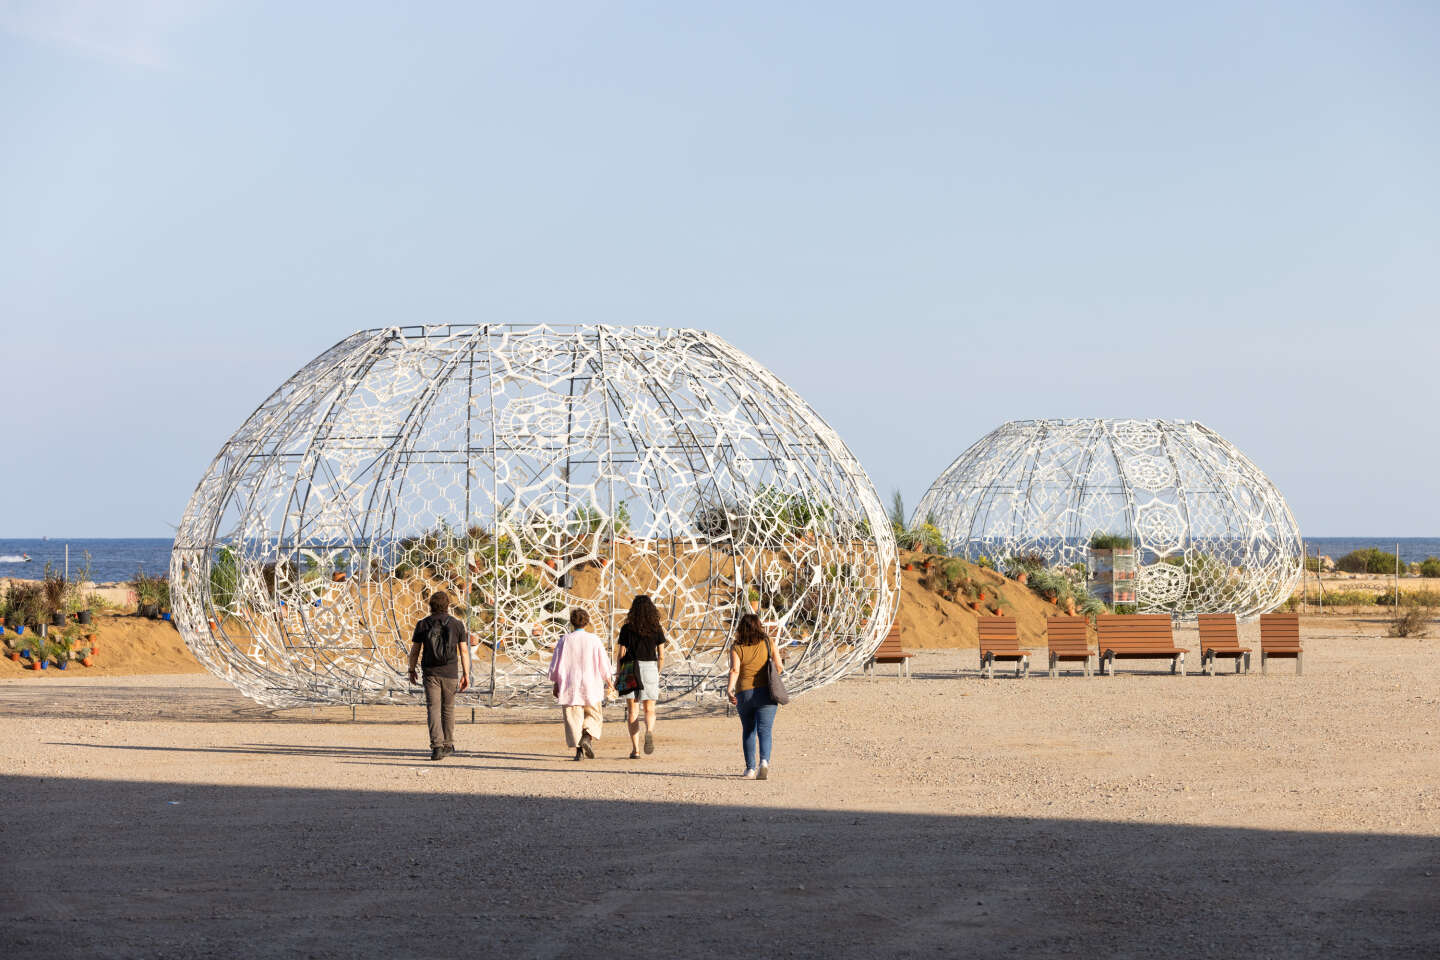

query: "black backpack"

left=425, top=616, right=455, bottom=664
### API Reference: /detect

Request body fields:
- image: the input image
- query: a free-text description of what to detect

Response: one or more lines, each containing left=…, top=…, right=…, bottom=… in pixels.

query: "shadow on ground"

left=0, top=684, right=731, bottom=724
left=0, top=775, right=1435, bottom=959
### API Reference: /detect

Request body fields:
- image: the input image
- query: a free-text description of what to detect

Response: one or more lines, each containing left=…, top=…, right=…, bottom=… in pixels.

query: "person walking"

left=615, top=594, right=665, bottom=759
left=725, top=613, right=783, bottom=780
left=407, top=591, right=470, bottom=761
left=549, top=608, right=614, bottom=761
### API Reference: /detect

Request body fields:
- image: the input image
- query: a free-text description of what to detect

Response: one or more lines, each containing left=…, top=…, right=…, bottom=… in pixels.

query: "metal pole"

left=1396, top=542, right=1401, bottom=610
left=65, top=543, right=69, bottom=583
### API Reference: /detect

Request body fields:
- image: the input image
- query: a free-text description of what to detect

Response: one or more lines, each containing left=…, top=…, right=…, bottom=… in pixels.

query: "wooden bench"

left=1197, top=613, right=1251, bottom=675
left=978, top=616, right=1029, bottom=678
left=866, top=626, right=914, bottom=679
left=1260, top=612, right=1303, bottom=675
left=1046, top=616, right=1094, bottom=677
left=1096, top=614, right=1186, bottom=676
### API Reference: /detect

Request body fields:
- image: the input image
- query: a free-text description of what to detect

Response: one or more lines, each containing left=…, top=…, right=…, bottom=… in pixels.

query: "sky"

left=0, top=0, right=1436, bottom=537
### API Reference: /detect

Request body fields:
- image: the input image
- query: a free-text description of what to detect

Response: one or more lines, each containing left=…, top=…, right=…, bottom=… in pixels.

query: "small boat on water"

left=0, top=553, right=32, bottom=563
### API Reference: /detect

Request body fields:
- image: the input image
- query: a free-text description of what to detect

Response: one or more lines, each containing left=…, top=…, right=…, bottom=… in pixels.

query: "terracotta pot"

left=977, top=591, right=987, bottom=602
left=903, top=563, right=913, bottom=571
left=7, top=652, right=17, bottom=662
left=1065, top=596, right=1076, bottom=615
left=1017, top=572, right=1028, bottom=585
left=332, top=572, right=347, bottom=582
left=749, top=601, right=760, bottom=612
left=81, top=657, right=94, bottom=667
left=31, top=661, right=41, bottom=671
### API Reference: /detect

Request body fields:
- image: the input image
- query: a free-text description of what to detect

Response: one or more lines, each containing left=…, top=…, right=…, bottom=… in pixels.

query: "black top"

left=411, top=613, right=466, bottom=678
left=617, top=622, right=664, bottom=663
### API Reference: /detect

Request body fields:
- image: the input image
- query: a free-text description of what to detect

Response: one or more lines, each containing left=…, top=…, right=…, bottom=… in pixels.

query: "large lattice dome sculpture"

left=913, top=419, right=1302, bottom=619
left=172, top=325, right=898, bottom=708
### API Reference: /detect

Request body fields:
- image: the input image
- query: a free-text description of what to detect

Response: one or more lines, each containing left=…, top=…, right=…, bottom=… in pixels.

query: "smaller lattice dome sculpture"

left=913, top=419, right=1302, bottom=619
left=172, top=325, right=898, bottom=708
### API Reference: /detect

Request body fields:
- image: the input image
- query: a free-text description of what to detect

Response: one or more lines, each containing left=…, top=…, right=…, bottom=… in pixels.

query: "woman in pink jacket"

left=549, top=608, right=615, bottom=761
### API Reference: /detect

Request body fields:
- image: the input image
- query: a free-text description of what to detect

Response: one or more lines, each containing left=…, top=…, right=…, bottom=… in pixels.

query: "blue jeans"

left=735, top=687, right=776, bottom=769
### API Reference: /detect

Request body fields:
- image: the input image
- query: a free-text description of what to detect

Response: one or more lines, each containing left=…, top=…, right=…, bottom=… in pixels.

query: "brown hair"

left=569, top=607, right=590, bottom=629
left=428, top=591, right=451, bottom=615
left=624, top=595, right=662, bottom=639
left=734, top=612, right=768, bottom=647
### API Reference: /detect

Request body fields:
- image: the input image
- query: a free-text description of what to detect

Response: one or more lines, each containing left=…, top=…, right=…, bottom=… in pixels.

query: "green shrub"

left=1089, top=532, right=1134, bottom=550
left=210, top=547, right=240, bottom=612
left=1419, top=557, right=1440, bottom=578
left=1318, top=589, right=1379, bottom=606
left=1335, top=547, right=1404, bottom=574
left=1376, top=590, right=1440, bottom=608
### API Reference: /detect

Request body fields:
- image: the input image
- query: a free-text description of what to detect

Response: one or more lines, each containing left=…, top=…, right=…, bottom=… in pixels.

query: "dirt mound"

left=893, top=551, right=1068, bottom=650
left=0, top=613, right=203, bottom=677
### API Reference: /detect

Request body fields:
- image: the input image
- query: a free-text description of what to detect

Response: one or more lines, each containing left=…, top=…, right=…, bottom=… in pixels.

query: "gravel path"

left=2, top=621, right=1437, bottom=958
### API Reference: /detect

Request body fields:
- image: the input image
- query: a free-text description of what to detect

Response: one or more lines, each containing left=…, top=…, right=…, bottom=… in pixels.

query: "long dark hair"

left=624, top=595, right=663, bottom=638
left=734, top=612, right=768, bottom=647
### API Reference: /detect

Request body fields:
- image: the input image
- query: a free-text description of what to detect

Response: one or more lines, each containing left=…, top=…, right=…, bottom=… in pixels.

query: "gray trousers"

left=424, top=674, right=458, bottom=749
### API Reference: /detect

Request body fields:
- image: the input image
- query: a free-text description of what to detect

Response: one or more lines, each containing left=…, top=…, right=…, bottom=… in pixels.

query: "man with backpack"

left=406, top=591, right=471, bottom=761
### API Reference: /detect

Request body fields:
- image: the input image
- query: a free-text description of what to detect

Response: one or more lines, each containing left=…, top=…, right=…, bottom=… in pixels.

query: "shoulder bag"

left=764, top=641, right=790, bottom=706
left=614, top=657, right=642, bottom=697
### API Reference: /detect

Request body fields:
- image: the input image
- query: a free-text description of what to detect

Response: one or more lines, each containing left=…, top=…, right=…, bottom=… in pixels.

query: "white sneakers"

left=742, top=768, right=758, bottom=779
left=757, top=761, right=770, bottom=780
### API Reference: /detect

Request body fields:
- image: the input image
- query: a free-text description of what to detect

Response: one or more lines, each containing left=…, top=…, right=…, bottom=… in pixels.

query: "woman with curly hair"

left=615, top=594, right=666, bottom=759
left=725, top=613, right=784, bottom=779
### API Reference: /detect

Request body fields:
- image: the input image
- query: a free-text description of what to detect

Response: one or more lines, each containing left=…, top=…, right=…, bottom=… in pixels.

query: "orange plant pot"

left=332, top=572, right=348, bottom=582
left=31, top=662, right=41, bottom=671
left=82, top=657, right=94, bottom=667
left=7, top=652, right=17, bottom=662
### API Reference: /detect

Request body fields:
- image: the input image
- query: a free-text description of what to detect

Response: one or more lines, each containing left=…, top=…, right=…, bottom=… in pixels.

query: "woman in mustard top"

left=725, top=613, right=783, bottom=779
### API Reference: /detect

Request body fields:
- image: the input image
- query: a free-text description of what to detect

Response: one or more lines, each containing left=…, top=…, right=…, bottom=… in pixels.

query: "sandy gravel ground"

left=2, top=619, right=1438, bottom=959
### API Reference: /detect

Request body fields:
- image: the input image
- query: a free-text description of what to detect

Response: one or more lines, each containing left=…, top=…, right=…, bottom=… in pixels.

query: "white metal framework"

left=913, top=419, right=1302, bottom=619
left=172, top=325, right=898, bottom=708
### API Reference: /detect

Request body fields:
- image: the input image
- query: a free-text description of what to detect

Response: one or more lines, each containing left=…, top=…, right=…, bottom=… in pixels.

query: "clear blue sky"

left=1, top=1, right=1436, bottom=537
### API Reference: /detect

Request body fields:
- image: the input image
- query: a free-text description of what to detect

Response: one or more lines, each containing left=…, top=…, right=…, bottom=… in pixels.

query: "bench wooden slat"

left=1045, top=615, right=1094, bottom=676
left=977, top=616, right=1030, bottom=677
left=1197, top=612, right=1252, bottom=674
left=1095, top=614, right=1185, bottom=675
left=1258, top=612, right=1304, bottom=675
left=868, top=626, right=914, bottom=677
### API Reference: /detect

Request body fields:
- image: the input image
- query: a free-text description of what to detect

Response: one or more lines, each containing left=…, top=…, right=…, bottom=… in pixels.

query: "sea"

left=1, top=536, right=1438, bottom=584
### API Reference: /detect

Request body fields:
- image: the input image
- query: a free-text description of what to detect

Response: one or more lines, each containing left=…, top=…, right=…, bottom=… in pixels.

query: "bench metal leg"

left=1086, top=654, right=1094, bottom=677
left=1017, top=656, right=1028, bottom=679
left=982, top=651, right=994, bottom=680
left=1049, top=652, right=1058, bottom=678
left=1177, top=652, right=1185, bottom=677
left=1235, top=654, right=1245, bottom=674
left=1261, top=653, right=1267, bottom=675
left=1202, top=650, right=1213, bottom=677
left=1296, top=652, right=1303, bottom=677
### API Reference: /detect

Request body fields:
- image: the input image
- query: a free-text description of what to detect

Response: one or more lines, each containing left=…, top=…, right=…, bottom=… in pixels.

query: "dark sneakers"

left=441, top=745, right=455, bottom=757
left=643, top=730, right=655, bottom=755
left=428, top=747, right=443, bottom=761
left=579, top=732, right=595, bottom=759
left=573, top=746, right=584, bottom=761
